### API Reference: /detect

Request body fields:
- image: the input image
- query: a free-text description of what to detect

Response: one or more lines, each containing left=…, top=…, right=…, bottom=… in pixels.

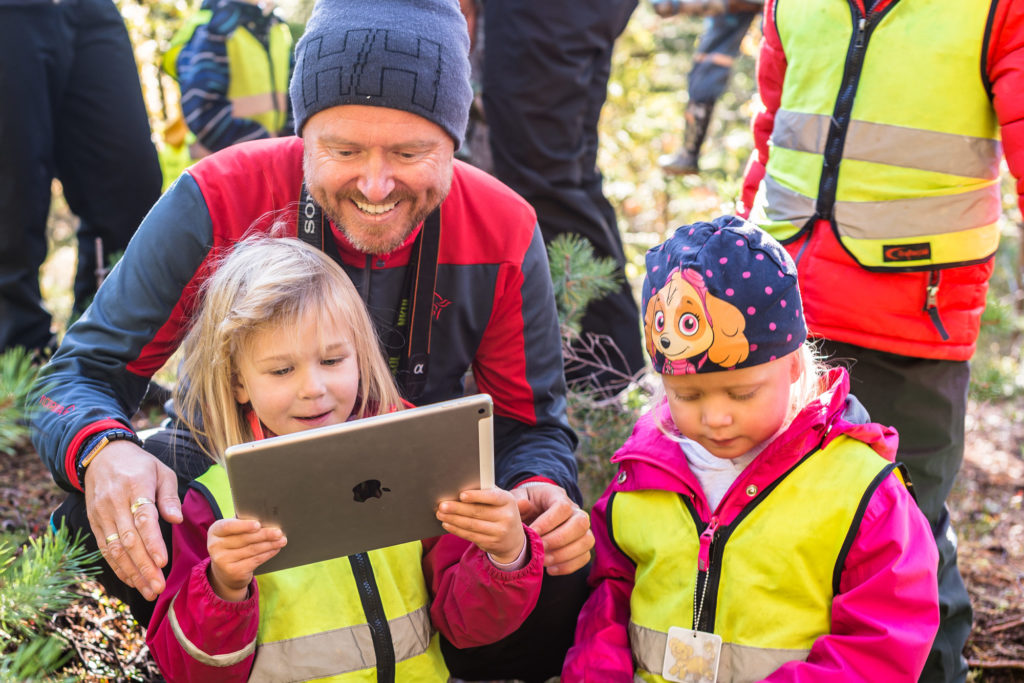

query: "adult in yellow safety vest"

left=740, top=1, right=1024, bottom=680
left=164, top=0, right=293, bottom=156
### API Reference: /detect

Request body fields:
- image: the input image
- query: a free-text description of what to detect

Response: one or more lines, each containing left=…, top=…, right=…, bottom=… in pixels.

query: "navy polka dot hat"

left=641, top=215, right=807, bottom=375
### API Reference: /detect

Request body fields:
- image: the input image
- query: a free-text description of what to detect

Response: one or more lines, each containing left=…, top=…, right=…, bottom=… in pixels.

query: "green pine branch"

left=0, top=526, right=100, bottom=682
left=547, top=233, right=622, bottom=334
left=0, top=347, right=41, bottom=456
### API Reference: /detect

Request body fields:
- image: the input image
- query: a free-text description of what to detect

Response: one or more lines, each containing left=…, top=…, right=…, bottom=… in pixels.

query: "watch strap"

left=76, top=428, right=144, bottom=486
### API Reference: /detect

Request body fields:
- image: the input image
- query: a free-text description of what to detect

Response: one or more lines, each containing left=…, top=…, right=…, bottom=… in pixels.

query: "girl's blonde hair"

left=656, top=341, right=830, bottom=438
left=787, top=342, right=830, bottom=421
left=174, top=235, right=403, bottom=462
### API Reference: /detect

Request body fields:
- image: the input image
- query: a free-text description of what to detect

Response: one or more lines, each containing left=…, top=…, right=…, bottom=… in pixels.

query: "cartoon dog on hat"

left=644, top=267, right=749, bottom=374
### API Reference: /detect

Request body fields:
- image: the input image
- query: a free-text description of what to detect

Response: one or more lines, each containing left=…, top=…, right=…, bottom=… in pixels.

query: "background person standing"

left=163, top=0, right=293, bottom=157
left=0, top=0, right=162, bottom=355
left=653, top=0, right=763, bottom=176
left=476, top=0, right=647, bottom=396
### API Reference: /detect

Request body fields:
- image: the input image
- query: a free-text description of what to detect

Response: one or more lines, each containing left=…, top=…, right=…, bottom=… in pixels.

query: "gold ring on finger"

left=130, top=497, right=155, bottom=515
left=105, top=533, right=120, bottom=544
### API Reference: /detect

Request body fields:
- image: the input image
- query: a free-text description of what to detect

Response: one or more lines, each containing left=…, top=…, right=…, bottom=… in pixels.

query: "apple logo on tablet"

left=353, top=479, right=391, bottom=502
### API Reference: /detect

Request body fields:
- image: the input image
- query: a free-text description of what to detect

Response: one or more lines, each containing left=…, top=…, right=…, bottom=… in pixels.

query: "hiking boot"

left=661, top=100, right=715, bottom=176
left=659, top=149, right=701, bottom=176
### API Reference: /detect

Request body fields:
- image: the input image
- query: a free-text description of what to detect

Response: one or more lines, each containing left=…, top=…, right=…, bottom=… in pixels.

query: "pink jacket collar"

left=609, top=367, right=898, bottom=522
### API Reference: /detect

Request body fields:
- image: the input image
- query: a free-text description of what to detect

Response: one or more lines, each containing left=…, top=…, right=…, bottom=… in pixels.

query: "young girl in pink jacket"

left=146, top=236, right=543, bottom=681
left=563, top=216, right=939, bottom=682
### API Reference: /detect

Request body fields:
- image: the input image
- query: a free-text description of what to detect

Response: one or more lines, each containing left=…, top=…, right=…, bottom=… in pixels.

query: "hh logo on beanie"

left=297, top=30, right=443, bottom=120
left=642, top=216, right=807, bottom=375
left=290, top=0, right=472, bottom=148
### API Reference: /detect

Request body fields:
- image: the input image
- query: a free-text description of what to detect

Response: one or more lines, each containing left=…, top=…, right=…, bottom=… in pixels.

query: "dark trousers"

left=0, top=0, right=161, bottom=352
left=54, top=419, right=592, bottom=680
left=687, top=11, right=758, bottom=104
left=441, top=565, right=591, bottom=682
left=483, top=0, right=645, bottom=392
left=819, top=340, right=972, bottom=683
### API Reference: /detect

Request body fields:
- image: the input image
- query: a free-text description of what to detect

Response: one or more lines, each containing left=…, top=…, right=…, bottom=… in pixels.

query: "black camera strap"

left=297, top=183, right=439, bottom=401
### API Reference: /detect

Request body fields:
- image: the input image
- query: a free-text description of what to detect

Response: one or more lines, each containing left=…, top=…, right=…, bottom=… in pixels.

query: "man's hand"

left=85, top=441, right=183, bottom=601
left=512, top=483, right=594, bottom=576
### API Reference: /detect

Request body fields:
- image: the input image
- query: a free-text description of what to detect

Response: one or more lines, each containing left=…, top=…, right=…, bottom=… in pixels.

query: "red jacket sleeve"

left=146, top=490, right=259, bottom=683
left=422, top=525, right=545, bottom=648
left=988, top=0, right=1024, bottom=209
left=741, top=0, right=786, bottom=217
left=763, top=473, right=940, bottom=682
left=562, top=487, right=636, bottom=683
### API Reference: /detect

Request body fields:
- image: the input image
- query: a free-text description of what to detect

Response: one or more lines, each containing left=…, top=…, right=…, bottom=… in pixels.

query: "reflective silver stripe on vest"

left=772, top=110, right=1002, bottom=179
left=230, top=92, right=288, bottom=120
left=169, top=593, right=257, bottom=667
left=762, top=174, right=1001, bottom=239
left=760, top=176, right=815, bottom=229
left=833, top=184, right=1001, bottom=239
left=629, top=622, right=809, bottom=683
left=249, top=605, right=433, bottom=683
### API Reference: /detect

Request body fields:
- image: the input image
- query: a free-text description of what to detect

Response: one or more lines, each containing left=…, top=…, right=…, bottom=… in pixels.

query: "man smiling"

left=302, top=106, right=454, bottom=256
left=30, top=0, right=592, bottom=679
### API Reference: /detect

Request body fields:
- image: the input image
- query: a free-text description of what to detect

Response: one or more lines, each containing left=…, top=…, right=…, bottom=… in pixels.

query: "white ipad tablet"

left=223, top=393, right=494, bottom=574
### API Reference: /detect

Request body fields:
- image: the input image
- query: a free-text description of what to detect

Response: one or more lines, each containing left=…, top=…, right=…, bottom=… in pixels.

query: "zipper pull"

left=924, top=271, right=950, bottom=341
left=855, top=17, right=867, bottom=49
left=698, top=516, right=719, bottom=572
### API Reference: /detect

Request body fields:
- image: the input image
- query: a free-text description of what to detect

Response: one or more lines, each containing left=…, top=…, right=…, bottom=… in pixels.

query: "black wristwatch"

left=76, top=428, right=144, bottom=486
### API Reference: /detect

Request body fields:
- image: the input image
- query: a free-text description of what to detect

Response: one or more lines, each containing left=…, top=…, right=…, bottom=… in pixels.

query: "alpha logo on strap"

left=410, top=353, right=427, bottom=376
left=883, top=242, right=931, bottom=262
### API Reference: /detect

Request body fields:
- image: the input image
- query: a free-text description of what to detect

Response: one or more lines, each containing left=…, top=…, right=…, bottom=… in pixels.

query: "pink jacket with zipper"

left=563, top=367, right=939, bottom=682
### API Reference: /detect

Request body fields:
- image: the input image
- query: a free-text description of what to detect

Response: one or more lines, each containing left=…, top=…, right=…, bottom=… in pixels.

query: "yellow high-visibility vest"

left=164, top=10, right=292, bottom=135
left=612, top=436, right=896, bottom=682
left=750, top=0, right=1001, bottom=271
left=180, top=465, right=449, bottom=681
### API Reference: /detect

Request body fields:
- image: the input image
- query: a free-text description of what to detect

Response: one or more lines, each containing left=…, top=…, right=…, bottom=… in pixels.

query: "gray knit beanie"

left=290, top=0, right=472, bottom=148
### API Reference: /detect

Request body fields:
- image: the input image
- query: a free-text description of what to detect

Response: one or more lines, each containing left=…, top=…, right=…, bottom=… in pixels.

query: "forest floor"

left=953, top=398, right=1024, bottom=681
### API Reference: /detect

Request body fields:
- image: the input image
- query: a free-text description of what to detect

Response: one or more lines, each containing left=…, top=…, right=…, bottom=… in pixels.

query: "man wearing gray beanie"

left=31, top=1, right=593, bottom=680
left=291, top=0, right=473, bottom=144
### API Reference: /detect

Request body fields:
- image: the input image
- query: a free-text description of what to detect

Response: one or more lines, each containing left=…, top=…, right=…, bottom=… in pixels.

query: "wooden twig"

left=968, top=658, right=1024, bottom=671
left=985, top=615, right=1024, bottom=635
left=66, top=635, right=89, bottom=672
left=561, top=329, right=650, bottom=400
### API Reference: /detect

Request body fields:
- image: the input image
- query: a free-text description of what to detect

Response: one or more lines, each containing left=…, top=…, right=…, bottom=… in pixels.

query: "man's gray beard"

left=320, top=202, right=421, bottom=256
left=301, top=150, right=453, bottom=255
left=312, top=188, right=449, bottom=256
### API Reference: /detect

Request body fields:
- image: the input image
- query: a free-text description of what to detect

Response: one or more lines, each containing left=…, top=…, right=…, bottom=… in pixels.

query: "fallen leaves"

left=954, top=399, right=1024, bottom=680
